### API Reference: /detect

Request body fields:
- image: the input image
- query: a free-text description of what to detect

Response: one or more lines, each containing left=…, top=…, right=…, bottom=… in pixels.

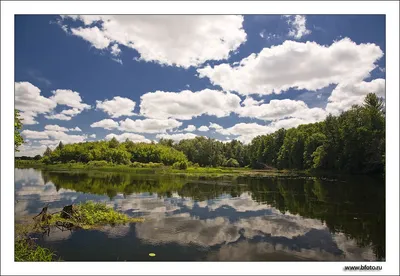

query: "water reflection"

left=15, top=168, right=385, bottom=261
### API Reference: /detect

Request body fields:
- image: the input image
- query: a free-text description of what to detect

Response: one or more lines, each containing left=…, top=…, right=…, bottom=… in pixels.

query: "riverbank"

left=15, top=160, right=297, bottom=177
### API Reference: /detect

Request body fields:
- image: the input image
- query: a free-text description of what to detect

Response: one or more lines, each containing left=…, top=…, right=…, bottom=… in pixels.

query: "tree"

left=108, top=137, right=119, bottom=148
left=57, top=141, right=65, bottom=150
left=14, top=109, right=24, bottom=152
left=364, top=93, right=384, bottom=112
left=43, top=146, right=52, bottom=157
left=33, top=154, right=42, bottom=160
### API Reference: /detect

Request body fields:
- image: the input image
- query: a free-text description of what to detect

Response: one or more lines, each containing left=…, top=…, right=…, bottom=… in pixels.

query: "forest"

left=15, top=93, right=385, bottom=174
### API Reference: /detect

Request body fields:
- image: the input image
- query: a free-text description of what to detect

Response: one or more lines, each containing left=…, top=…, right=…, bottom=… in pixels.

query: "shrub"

left=172, top=161, right=188, bottom=170
left=41, top=156, right=51, bottom=165
left=87, top=160, right=110, bottom=167
left=224, top=158, right=240, bottom=167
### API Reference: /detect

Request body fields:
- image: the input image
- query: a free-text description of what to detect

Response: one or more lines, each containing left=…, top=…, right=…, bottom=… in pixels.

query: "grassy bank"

left=15, top=160, right=264, bottom=175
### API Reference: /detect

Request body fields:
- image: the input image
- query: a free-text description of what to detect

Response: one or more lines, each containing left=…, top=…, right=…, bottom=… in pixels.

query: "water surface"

left=14, top=168, right=385, bottom=261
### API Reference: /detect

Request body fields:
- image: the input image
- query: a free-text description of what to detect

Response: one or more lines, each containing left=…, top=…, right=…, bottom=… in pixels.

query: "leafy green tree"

left=14, top=109, right=24, bottom=151
left=108, top=137, right=119, bottom=148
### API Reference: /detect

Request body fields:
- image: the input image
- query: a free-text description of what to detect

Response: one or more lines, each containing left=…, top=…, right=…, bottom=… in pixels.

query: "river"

left=14, top=168, right=385, bottom=261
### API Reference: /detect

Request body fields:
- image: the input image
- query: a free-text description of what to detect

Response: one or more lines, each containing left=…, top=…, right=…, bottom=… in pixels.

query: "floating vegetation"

left=35, top=201, right=144, bottom=230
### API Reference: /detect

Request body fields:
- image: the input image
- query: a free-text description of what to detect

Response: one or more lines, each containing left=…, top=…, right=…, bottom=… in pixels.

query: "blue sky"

left=15, top=15, right=386, bottom=156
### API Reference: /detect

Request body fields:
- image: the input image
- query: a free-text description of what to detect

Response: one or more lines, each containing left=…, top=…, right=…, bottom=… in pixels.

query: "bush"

left=41, top=156, right=51, bottom=165
left=224, top=158, right=240, bottom=167
left=172, top=161, right=188, bottom=170
left=87, top=160, right=110, bottom=167
left=130, top=162, right=163, bottom=168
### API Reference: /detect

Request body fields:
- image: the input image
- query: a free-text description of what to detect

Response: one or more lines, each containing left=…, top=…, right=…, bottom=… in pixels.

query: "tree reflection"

left=41, top=170, right=385, bottom=260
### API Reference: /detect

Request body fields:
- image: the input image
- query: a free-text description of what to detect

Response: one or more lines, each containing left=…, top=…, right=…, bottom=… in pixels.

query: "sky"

left=15, top=15, right=386, bottom=156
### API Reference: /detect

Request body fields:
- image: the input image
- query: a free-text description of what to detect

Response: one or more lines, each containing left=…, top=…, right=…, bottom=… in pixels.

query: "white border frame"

left=2, top=1, right=399, bottom=275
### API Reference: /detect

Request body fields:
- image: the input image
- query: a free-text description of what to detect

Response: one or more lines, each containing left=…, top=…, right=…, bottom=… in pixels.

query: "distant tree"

left=108, top=137, right=119, bottom=148
left=14, top=109, right=24, bottom=152
left=33, top=154, right=42, bottom=160
left=57, top=141, right=64, bottom=150
left=43, top=146, right=52, bottom=157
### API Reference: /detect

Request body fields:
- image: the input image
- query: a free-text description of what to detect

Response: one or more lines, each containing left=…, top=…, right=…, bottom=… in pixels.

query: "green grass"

left=46, top=201, right=144, bottom=230
left=15, top=239, right=56, bottom=262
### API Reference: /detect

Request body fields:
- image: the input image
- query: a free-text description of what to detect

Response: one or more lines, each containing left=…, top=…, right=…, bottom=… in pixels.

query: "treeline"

left=31, top=93, right=384, bottom=174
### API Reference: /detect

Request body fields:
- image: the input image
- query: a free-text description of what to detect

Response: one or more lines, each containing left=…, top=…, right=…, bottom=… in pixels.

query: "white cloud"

left=156, top=133, right=197, bottom=143
left=69, top=127, right=82, bottom=132
left=38, top=140, right=60, bottom=146
left=90, top=119, right=119, bottom=130
left=96, top=96, right=136, bottom=118
left=110, top=44, right=121, bottom=56
left=43, top=131, right=87, bottom=144
left=71, top=26, right=111, bottom=49
left=119, top=118, right=182, bottom=133
left=46, top=89, right=91, bottom=120
left=15, top=144, right=51, bottom=157
left=21, top=129, right=87, bottom=144
left=198, top=125, right=209, bottom=132
left=44, top=124, right=69, bottom=132
left=61, top=15, right=246, bottom=68
left=238, top=98, right=327, bottom=122
left=213, top=118, right=324, bottom=144
left=326, top=79, right=385, bottom=115
left=89, top=134, right=96, bottom=138
left=209, top=123, right=223, bottom=130
left=105, top=133, right=151, bottom=143
left=140, top=89, right=241, bottom=120
left=285, top=15, right=311, bottom=39
left=197, top=38, right=383, bottom=95
left=50, top=89, right=91, bottom=110
left=44, top=113, right=72, bottom=121
left=21, top=130, right=49, bottom=140
left=215, top=123, right=274, bottom=143
left=61, top=108, right=83, bottom=116
left=15, top=82, right=57, bottom=125
left=183, top=125, right=196, bottom=132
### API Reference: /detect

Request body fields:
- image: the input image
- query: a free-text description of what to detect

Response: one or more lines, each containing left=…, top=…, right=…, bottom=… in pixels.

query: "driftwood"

left=33, top=204, right=80, bottom=236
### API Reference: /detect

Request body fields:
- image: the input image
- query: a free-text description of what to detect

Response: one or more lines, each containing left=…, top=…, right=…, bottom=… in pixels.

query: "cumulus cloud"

left=183, top=125, right=196, bottom=132
left=238, top=98, right=327, bottom=122
left=71, top=26, right=111, bottom=49
left=96, top=96, right=136, bottom=118
left=89, top=134, right=96, bottom=138
left=15, top=82, right=57, bottom=125
left=61, top=15, right=246, bottom=68
left=44, top=124, right=69, bottom=132
left=198, top=126, right=209, bottom=132
left=45, top=89, right=91, bottom=121
left=90, top=119, right=119, bottom=130
left=110, top=44, right=121, bottom=56
left=326, top=79, right=385, bottom=115
left=284, top=15, right=311, bottom=39
left=140, top=89, right=241, bottom=120
left=21, top=130, right=50, bottom=140
left=197, top=38, right=383, bottom=95
left=44, top=113, right=72, bottom=121
left=20, top=128, right=87, bottom=154
left=156, top=133, right=197, bottom=143
left=119, top=118, right=182, bottom=133
left=209, top=123, right=223, bottom=130
left=105, top=133, right=151, bottom=143
left=69, top=127, right=82, bottom=132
